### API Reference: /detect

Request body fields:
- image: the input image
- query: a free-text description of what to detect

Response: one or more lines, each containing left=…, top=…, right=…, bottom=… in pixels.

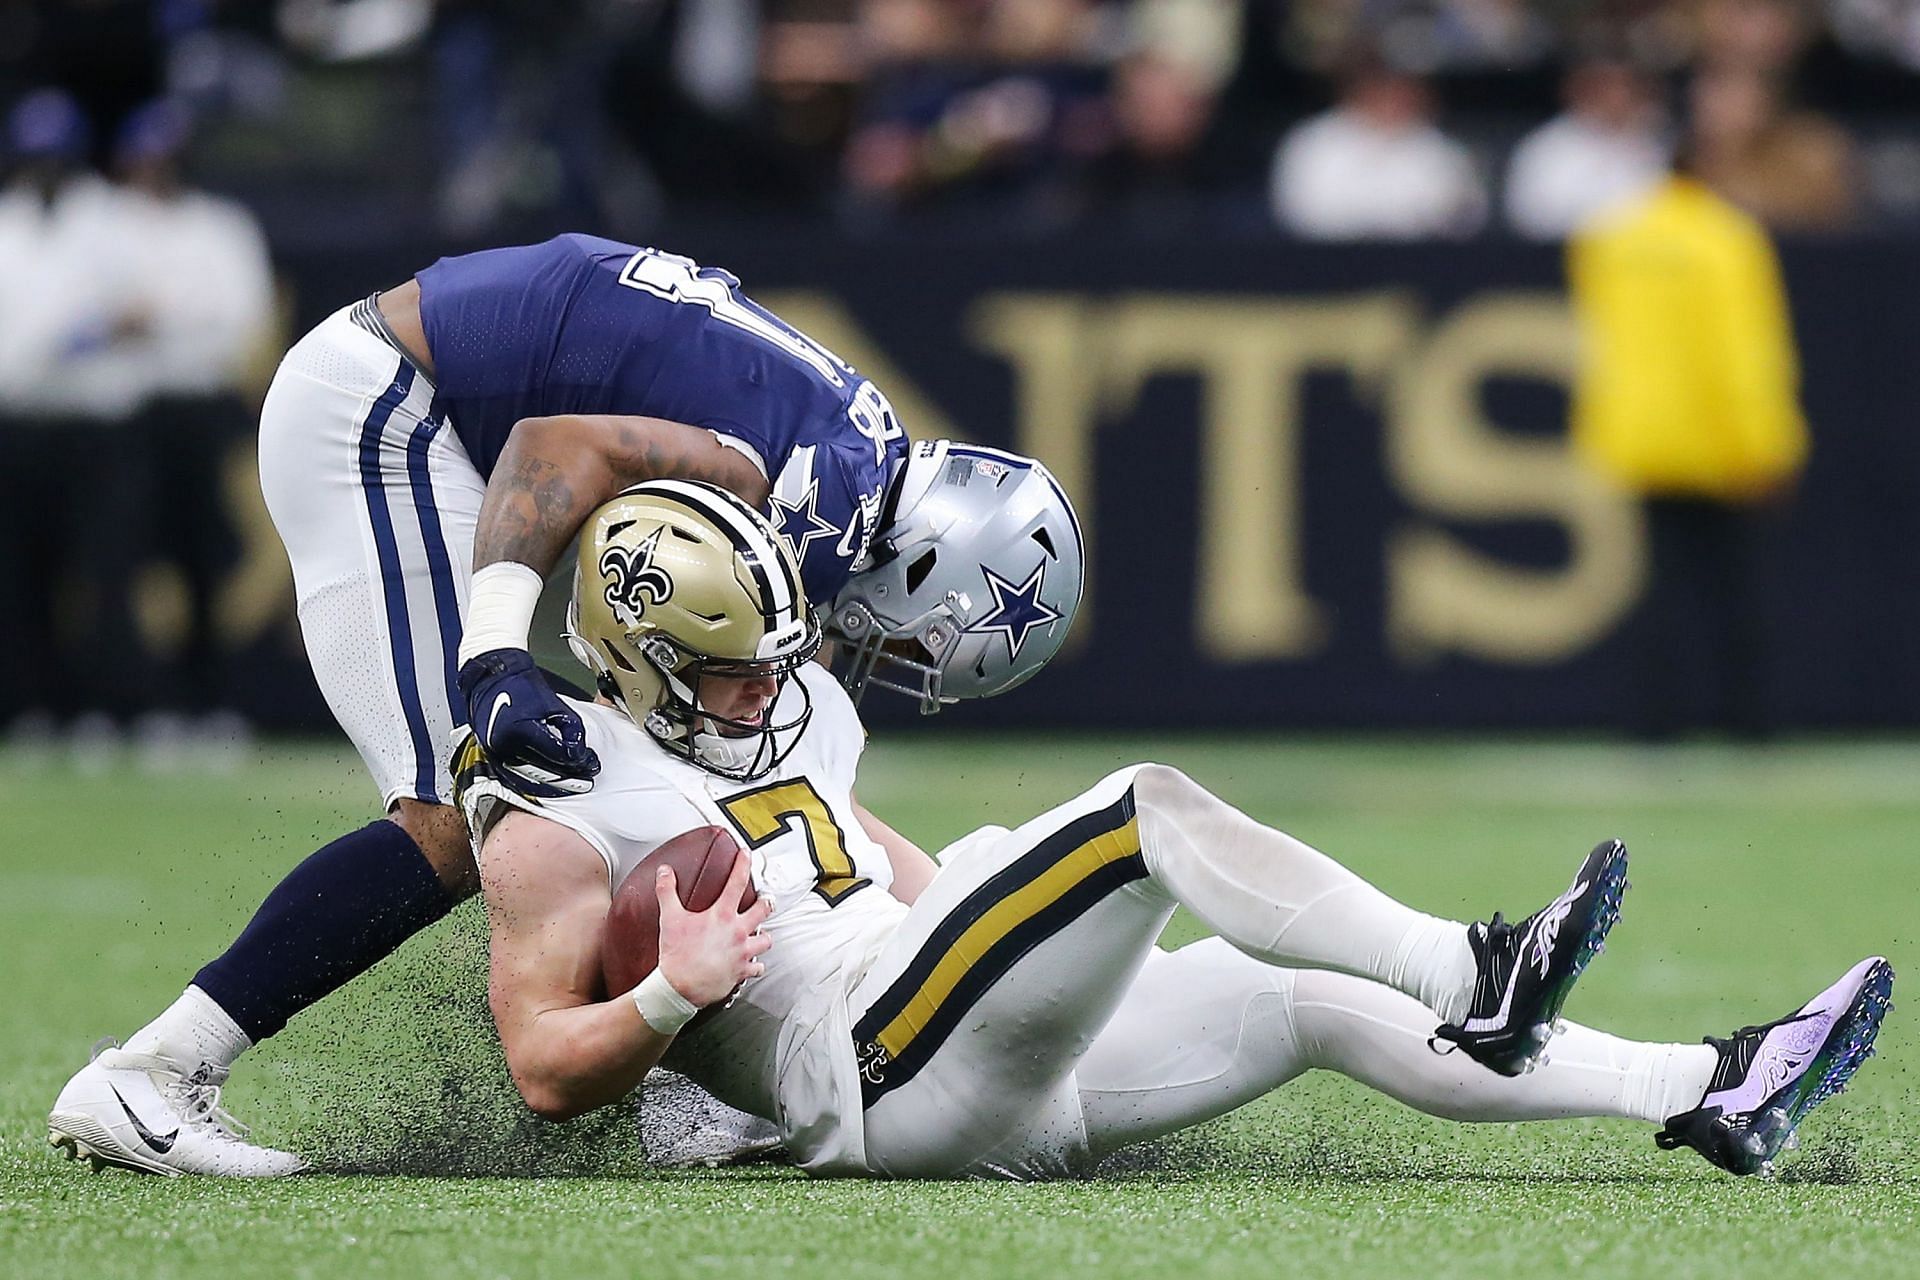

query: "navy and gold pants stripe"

left=852, top=789, right=1147, bottom=1108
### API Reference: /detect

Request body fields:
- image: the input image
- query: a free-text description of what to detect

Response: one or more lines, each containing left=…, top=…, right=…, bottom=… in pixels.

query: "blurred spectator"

left=276, top=0, right=432, bottom=62
left=1077, top=50, right=1231, bottom=228
left=1686, top=65, right=1859, bottom=231
left=1694, top=0, right=1813, bottom=74
left=113, top=100, right=274, bottom=406
left=1504, top=54, right=1668, bottom=240
left=1568, top=160, right=1809, bottom=738
left=112, top=98, right=276, bottom=724
left=1270, top=53, right=1487, bottom=239
left=0, top=89, right=151, bottom=735
left=0, top=91, right=134, bottom=417
left=1129, top=0, right=1244, bottom=90
left=0, top=1, right=165, bottom=157
left=840, top=0, right=971, bottom=209
left=429, top=1, right=623, bottom=235
left=842, top=0, right=1111, bottom=223
left=1373, top=0, right=1559, bottom=74
left=599, top=0, right=824, bottom=224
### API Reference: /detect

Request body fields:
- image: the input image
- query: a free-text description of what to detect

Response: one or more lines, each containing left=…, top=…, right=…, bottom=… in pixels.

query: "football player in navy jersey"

left=43, top=237, right=978, bottom=1176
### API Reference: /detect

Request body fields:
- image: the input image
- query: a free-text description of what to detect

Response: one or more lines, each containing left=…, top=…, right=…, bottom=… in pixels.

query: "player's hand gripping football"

left=655, top=852, right=774, bottom=1008
left=457, top=647, right=602, bottom=796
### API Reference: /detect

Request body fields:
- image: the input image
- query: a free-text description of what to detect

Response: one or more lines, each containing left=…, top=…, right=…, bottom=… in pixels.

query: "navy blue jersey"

left=416, top=235, right=908, bottom=601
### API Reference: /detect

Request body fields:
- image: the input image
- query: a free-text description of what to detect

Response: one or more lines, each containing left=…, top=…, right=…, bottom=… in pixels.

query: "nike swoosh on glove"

left=456, top=648, right=601, bottom=797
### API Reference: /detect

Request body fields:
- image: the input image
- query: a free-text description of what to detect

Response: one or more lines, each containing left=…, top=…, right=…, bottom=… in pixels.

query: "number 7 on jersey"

left=719, top=778, right=871, bottom=905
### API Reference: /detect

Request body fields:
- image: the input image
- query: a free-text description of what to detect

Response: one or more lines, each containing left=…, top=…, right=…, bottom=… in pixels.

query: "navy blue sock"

left=193, top=819, right=455, bottom=1042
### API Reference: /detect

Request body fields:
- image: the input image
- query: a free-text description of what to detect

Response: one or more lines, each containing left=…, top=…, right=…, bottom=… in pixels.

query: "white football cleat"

left=47, top=1040, right=308, bottom=1178
left=639, top=1069, right=785, bottom=1169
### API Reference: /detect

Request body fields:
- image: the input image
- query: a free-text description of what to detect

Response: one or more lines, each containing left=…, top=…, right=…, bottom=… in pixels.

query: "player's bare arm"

left=480, top=810, right=770, bottom=1120
left=855, top=800, right=938, bottom=905
left=457, top=418, right=769, bottom=792
left=473, top=415, right=770, bottom=576
left=481, top=811, right=662, bottom=1119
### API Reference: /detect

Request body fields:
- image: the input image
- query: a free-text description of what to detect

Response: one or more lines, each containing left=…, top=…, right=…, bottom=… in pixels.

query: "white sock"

left=121, top=985, right=252, bottom=1072
left=1292, top=971, right=1721, bottom=1126
left=1387, top=912, right=1478, bottom=1025
left=1621, top=1039, right=1720, bottom=1125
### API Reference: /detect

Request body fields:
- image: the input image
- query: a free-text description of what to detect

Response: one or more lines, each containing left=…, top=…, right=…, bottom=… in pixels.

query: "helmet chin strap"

left=640, top=656, right=810, bottom=780
left=688, top=722, right=764, bottom=773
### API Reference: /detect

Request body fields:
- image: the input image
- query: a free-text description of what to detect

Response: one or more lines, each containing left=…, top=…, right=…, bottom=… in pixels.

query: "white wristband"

left=457, top=562, right=547, bottom=664
left=630, top=969, right=699, bottom=1036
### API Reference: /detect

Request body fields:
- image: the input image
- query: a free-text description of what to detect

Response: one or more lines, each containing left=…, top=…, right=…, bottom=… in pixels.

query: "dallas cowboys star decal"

left=969, top=563, right=1062, bottom=660
left=769, top=481, right=841, bottom=565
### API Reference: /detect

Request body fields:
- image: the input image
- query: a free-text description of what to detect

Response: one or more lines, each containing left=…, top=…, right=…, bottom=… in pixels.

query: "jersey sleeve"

left=454, top=703, right=713, bottom=889
left=709, top=430, right=769, bottom=478
left=768, top=436, right=895, bottom=604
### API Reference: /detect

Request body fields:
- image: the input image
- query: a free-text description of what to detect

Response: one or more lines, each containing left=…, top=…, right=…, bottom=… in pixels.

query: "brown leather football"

left=601, top=825, right=756, bottom=996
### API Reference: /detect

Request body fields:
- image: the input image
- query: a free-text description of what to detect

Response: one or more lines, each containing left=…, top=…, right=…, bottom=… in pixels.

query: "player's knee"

left=1127, top=762, right=1206, bottom=855
left=1287, top=970, right=1394, bottom=1074
left=387, top=799, right=478, bottom=898
left=1129, top=762, right=1198, bottom=805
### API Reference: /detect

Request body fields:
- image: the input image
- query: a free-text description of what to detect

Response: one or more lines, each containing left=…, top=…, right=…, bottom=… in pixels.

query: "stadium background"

left=6, top=0, right=1920, bottom=740
left=6, top=5, right=1920, bottom=1277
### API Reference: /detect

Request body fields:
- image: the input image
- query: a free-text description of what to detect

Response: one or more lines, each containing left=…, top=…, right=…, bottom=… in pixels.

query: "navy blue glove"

left=457, top=648, right=601, bottom=797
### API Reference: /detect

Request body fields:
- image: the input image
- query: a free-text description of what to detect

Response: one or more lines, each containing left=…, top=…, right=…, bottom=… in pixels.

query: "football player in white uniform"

left=463, top=480, right=1892, bottom=1180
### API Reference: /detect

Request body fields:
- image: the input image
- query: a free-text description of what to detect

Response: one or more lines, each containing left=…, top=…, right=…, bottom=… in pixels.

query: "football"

left=601, top=825, right=757, bottom=996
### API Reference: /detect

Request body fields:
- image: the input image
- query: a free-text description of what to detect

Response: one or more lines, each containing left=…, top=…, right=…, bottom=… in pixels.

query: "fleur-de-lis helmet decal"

left=599, top=526, right=675, bottom=627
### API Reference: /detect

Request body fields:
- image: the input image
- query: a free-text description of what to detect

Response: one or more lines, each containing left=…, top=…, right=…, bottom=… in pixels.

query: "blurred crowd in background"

left=0, top=0, right=1908, bottom=752
left=3, top=0, right=1920, bottom=243
left=0, top=84, right=271, bottom=758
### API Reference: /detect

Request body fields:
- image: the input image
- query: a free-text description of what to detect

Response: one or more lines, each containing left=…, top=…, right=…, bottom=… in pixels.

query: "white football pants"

left=257, top=302, right=483, bottom=808
left=849, top=764, right=1712, bottom=1178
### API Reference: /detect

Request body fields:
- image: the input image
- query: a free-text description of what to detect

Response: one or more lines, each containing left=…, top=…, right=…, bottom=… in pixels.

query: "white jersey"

left=458, top=663, right=908, bottom=1170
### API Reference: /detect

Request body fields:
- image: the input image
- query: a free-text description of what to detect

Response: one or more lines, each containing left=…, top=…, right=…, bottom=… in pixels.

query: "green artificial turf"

left=2, top=736, right=1916, bottom=1279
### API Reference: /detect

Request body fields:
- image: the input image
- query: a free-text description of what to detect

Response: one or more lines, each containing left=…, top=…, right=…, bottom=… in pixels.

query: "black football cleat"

left=1431, top=839, right=1629, bottom=1077
left=1656, top=956, right=1894, bottom=1176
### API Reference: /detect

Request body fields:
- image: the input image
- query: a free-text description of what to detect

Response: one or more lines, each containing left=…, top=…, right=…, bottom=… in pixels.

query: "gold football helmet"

left=565, top=479, right=820, bottom=780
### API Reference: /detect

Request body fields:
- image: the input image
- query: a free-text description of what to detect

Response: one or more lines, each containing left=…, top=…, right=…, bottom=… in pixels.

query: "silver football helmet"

left=826, top=439, right=1083, bottom=713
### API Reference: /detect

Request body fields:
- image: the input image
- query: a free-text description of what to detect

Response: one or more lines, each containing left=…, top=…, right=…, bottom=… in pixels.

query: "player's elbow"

left=497, top=1023, right=597, bottom=1121
left=502, top=1027, right=641, bottom=1122
left=504, top=414, right=584, bottom=468
left=520, top=1086, right=589, bottom=1124
left=509, top=1066, right=593, bottom=1122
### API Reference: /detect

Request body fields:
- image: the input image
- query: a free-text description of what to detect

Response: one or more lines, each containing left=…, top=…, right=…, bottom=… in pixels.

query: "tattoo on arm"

left=473, top=445, right=584, bottom=573
left=605, top=419, right=769, bottom=505
left=473, top=416, right=770, bottom=575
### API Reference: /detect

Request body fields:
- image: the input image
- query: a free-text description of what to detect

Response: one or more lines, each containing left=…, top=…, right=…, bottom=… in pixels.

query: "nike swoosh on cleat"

left=110, top=1085, right=179, bottom=1155
left=487, top=691, right=513, bottom=742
